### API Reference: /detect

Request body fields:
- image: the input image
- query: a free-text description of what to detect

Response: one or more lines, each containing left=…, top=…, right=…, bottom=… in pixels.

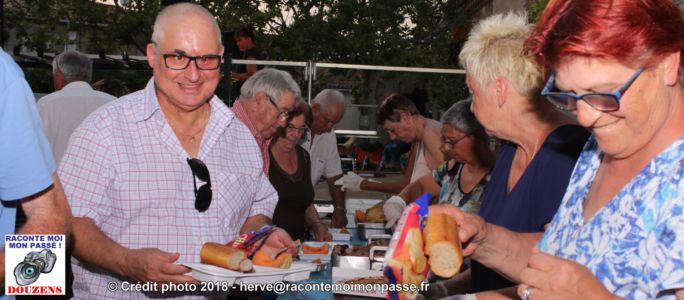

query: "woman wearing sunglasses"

left=433, top=1, right=684, bottom=299
left=268, top=100, right=332, bottom=242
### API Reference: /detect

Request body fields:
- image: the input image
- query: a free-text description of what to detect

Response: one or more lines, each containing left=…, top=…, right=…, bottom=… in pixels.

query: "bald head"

left=151, top=3, right=221, bottom=46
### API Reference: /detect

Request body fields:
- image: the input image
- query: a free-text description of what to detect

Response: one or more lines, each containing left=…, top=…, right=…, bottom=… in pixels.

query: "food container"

left=357, top=222, right=391, bottom=240
left=332, top=267, right=386, bottom=298
left=345, top=198, right=384, bottom=228
left=329, top=228, right=352, bottom=241
left=331, top=236, right=389, bottom=271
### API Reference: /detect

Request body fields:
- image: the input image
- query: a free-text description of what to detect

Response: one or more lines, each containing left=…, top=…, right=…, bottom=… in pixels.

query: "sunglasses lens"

left=187, top=158, right=210, bottom=181
left=583, top=94, right=619, bottom=111
left=545, top=94, right=577, bottom=111
left=187, top=158, right=212, bottom=212
left=195, top=184, right=212, bottom=212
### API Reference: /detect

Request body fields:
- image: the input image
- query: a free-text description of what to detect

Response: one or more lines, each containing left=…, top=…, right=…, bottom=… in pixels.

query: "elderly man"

left=0, top=49, right=72, bottom=288
left=37, top=50, right=115, bottom=165
left=300, top=89, right=347, bottom=228
left=231, top=68, right=298, bottom=175
left=59, top=3, right=294, bottom=298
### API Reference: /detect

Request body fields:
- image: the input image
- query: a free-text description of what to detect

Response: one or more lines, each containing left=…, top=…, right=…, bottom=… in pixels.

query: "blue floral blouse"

left=539, top=135, right=684, bottom=299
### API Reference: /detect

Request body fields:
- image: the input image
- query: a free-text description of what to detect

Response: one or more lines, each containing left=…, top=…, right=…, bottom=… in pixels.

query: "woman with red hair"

left=434, top=0, right=684, bottom=299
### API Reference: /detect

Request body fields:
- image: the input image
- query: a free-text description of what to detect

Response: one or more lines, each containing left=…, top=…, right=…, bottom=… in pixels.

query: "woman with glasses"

left=425, top=12, right=591, bottom=298
left=384, top=99, right=495, bottom=220
left=433, top=1, right=684, bottom=299
left=269, top=100, right=332, bottom=242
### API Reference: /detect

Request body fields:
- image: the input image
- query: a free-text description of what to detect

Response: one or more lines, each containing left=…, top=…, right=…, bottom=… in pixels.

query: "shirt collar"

left=231, top=100, right=265, bottom=141
left=62, top=81, right=93, bottom=91
left=135, top=78, right=232, bottom=126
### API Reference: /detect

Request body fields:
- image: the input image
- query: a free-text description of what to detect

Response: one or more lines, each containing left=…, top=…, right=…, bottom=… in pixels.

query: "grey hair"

left=238, top=68, right=301, bottom=103
left=313, top=89, right=346, bottom=112
left=151, top=3, right=221, bottom=46
left=52, top=50, right=92, bottom=83
left=440, top=99, right=484, bottom=136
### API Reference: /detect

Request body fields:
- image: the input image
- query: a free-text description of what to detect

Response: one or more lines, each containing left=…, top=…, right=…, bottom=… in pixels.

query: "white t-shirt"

left=37, top=81, right=115, bottom=165
left=300, top=131, right=343, bottom=185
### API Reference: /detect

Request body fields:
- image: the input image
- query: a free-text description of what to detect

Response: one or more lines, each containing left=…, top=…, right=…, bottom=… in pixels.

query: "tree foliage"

left=7, top=0, right=473, bottom=110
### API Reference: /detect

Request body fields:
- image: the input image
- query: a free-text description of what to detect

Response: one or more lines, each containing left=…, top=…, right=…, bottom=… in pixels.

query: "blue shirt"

left=539, top=135, right=684, bottom=299
left=0, top=50, right=55, bottom=247
left=471, top=125, right=589, bottom=292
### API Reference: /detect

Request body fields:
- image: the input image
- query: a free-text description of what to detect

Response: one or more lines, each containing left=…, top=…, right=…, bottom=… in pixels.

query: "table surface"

left=259, top=228, right=380, bottom=300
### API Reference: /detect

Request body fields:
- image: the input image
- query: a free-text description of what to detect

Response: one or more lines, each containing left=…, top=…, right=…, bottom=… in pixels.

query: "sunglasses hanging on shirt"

left=187, top=158, right=212, bottom=212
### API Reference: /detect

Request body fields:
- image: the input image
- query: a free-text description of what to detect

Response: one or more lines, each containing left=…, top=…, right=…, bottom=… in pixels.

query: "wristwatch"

left=334, top=205, right=346, bottom=213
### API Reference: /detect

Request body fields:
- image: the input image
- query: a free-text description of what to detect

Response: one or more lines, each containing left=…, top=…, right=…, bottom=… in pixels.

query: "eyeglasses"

left=441, top=135, right=469, bottom=148
left=187, top=158, right=212, bottom=212
left=265, top=94, right=290, bottom=120
left=541, top=68, right=644, bottom=112
left=161, top=51, right=222, bottom=71
left=286, top=124, right=309, bottom=134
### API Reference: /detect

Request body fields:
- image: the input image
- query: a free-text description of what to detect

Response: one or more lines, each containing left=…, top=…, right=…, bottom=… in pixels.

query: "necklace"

left=168, top=106, right=210, bottom=142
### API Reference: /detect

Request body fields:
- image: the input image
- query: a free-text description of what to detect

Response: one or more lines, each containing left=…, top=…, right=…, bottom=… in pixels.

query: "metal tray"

left=332, top=245, right=387, bottom=271
left=357, top=222, right=391, bottom=240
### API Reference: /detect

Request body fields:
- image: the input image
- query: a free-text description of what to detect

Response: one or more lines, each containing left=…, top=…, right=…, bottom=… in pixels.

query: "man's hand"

left=334, top=172, right=365, bottom=192
left=383, top=196, right=406, bottom=229
left=121, top=248, right=197, bottom=285
left=331, top=209, right=348, bottom=228
left=311, top=223, right=332, bottom=242
left=260, top=228, right=298, bottom=257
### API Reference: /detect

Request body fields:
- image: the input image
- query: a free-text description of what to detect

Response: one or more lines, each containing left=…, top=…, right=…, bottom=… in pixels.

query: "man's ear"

left=53, top=70, right=66, bottom=90
left=661, top=50, right=681, bottom=86
left=494, top=77, right=509, bottom=108
left=146, top=43, right=156, bottom=68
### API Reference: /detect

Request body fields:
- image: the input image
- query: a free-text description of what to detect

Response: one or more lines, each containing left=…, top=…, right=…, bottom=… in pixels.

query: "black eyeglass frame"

left=160, top=51, right=222, bottom=71
left=187, top=158, right=212, bottom=212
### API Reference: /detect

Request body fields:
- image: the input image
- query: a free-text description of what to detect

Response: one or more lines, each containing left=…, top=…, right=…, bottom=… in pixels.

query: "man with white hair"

left=59, top=3, right=295, bottom=298
left=231, top=68, right=299, bottom=175
left=300, top=89, right=348, bottom=228
left=37, top=50, right=115, bottom=165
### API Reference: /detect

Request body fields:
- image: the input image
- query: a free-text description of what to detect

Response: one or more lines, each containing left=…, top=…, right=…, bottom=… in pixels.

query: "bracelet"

left=334, top=205, right=346, bottom=212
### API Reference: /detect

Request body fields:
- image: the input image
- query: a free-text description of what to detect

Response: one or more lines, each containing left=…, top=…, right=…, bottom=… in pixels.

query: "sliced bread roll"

left=424, top=212, right=463, bottom=277
left=200, top=242, right=249, bottom=271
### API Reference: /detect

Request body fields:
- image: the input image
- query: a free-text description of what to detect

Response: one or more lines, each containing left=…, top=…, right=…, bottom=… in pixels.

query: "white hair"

left=151, top=3, right=221, bottom=46
left=458, top=12, right=542, bottom=99
left=313, top=89, right=346, bottom=112
left=238, top=68, right=301, bottom=104
left=52, top=50, right=92, bottom=83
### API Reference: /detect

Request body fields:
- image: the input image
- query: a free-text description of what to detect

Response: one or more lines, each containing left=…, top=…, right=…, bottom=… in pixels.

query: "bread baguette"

left=424, top=212, right=463, bottom=277
left=200, top=242, right=248, bottom=271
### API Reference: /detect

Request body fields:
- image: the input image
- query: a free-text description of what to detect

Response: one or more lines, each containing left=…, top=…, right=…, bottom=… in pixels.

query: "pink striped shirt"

left=231, top=101, right=271, bottom=175
left=59, top=79, right=277, bottom=299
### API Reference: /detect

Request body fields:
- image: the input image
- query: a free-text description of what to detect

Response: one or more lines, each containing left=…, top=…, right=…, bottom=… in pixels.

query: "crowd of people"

left=1, top=0, right=683, bottom=299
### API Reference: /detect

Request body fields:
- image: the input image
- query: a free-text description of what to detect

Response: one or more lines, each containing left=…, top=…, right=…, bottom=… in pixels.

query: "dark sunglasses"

left=187, top=158, right=212, bottom=212
left=541, top=68, right=643, bottom=112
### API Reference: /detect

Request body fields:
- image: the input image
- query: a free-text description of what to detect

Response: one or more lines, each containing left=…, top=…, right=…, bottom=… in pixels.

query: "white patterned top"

left=60, top=79, right=277, bottom=299
left=539, top=135, right=684, bottom=299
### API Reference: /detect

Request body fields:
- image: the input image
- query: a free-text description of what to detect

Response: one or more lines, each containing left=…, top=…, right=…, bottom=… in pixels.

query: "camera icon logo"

left=13, top=249, right=57, bottom=286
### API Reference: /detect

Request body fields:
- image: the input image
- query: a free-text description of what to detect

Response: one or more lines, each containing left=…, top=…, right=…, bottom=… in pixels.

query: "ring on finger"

left=522, top=286, right=533, bottom=300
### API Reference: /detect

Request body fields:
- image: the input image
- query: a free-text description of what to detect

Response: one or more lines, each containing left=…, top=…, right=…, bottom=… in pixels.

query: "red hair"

left=525, top=0, right=684, bottom=69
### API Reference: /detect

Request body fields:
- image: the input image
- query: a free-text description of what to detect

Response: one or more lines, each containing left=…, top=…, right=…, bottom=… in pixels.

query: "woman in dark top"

left=423, top=12, right=590, bottom=299
left=231, top=26, right=262, bottom=100
left=269, top=100, right=332, bottom=242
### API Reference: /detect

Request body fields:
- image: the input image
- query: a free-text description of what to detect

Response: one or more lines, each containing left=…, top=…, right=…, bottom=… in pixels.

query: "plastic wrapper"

left=383, top=194, right=430, bottom=300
